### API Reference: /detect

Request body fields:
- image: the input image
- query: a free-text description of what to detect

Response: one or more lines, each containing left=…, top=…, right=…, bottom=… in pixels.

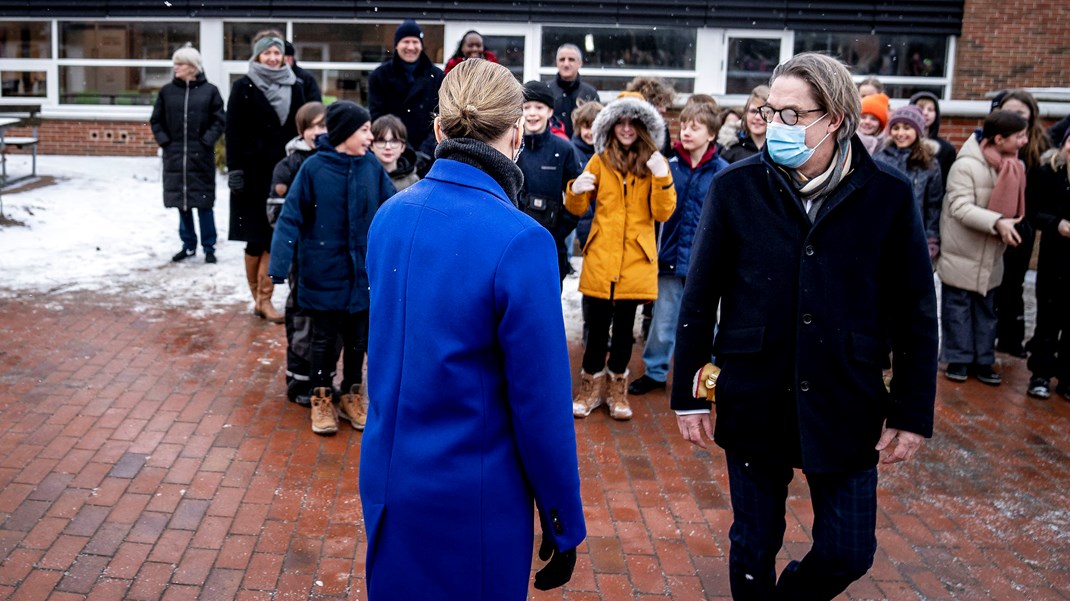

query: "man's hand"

left=995, top=217, right=1022, bottom=247
left=875, top=428, right=924, bottom=464
left=228, top=169, right=244, bottom=193
left=570, top=172, right=596, bottom=194
left=677, top=413, right=714, bottom=449
left=1058, top=219, right=1070, bottom=239
left=646, top=151, right=669, bottom=177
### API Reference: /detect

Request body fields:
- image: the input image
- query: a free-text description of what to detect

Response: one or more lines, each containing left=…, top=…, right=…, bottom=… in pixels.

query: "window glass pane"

left=881, top=83, right=945, bottom=100
left=726, top=38, right=779, bottom=94
left=1, top=71, right=47, bottom=97
left=320, top=69, right=369, bottom=105
left=483, top=35, right=524, bottom=82
left=293, top=23, right=444, bottom=65
left=541, top=27, right=696, bottom=71
left=59, top=65, right=171, bottom=105
left=0, top=21, right=51, bottom=59
left=224, top=22, right=287, bottom=61
left=60, top=22, right=198, bottom=60
left=567, top=75, right=694, bottom=95
left=793, top=32, right=948, bottom=79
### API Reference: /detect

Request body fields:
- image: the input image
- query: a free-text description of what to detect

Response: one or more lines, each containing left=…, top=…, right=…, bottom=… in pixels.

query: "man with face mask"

left=671, top=53, right=938, bottom=601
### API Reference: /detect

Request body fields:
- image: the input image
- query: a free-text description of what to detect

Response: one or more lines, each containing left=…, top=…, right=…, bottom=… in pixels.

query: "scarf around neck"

left=246, top=60, right=296, bottom=125
left=435, top=138, right=525, bottom=206
left=783, top=136, right=854, bottom=222
left=980, top=139, right=1026, bottom=219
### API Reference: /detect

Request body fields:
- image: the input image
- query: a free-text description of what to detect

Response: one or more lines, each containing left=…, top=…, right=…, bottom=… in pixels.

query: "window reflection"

left=1, top=71, right=46, bottom=97
left=61, top=22, right=197, bottom=60
left=0, top=21, right=51, bottom=58
left=794, top=32, right=948, bottom=79
left=224, top=23, right=287, bottom=61
left=292, top=23, right=444, bottom=64
left=483, top=35, right=524, bottom=82
left=726, top=38, right=779, bottom=94
left=59, top=66, right=171, bottom=105
left=542, top=27, right=696, bottom=70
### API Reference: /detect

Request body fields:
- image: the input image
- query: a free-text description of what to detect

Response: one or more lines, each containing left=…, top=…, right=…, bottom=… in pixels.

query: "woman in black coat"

left=150, top=45, right=225, bottom=264
left=226, top=31, right=307, bottom=323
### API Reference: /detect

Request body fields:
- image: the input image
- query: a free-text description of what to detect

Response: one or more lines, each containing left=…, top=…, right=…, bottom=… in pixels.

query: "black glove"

left=534, top=545, right=576, bottom=591
left=270, top=275, right=285, bottom=285
left=228, top=169, right=244, bottom=193
left=534, top=512, right=575, bottom=591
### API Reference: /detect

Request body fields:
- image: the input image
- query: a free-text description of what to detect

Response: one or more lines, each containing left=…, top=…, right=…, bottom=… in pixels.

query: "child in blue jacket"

left=629, top=102, right=728, bottom=395
left=269, top=101, right=396, bottom=435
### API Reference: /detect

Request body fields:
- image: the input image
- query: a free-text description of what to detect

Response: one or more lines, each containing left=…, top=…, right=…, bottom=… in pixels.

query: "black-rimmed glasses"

left=757, top=105, right=824, bottom=126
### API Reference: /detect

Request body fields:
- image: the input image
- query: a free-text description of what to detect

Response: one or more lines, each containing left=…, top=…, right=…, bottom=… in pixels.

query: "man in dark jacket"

left=672, top=53, right=938, bottom=601
left=517, top=81, right=583, bottom=286
left=546, top=44, right=599, bottom=140
left=284, top=41, right=323, bottom=103
left=368, top=19, right=444, bottom=165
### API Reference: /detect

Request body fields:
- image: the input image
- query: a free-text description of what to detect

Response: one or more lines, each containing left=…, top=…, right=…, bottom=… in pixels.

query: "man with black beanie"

left=368, top=19, right=444, bottom=173
left=269, top=99, right=396, bottom=436
left=283, top=41, right=323, bottom=103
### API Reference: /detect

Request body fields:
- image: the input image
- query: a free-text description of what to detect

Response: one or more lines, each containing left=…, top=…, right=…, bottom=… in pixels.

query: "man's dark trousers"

left=725, top=453, right=878, bottom=600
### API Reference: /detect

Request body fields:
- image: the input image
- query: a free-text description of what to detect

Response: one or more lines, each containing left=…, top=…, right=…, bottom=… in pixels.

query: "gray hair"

left=556, top=43, right=583, bottom=62
left=172, top=44, right=203, bottom=74
left=770, top=52, right=860, bottom=142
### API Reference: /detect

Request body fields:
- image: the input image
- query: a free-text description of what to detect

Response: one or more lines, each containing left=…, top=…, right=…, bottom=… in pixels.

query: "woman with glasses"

left=672, top=53, right=937, bottom=600
left=370, top=115, right=420, bottom=191
left=721, top=84, right=769, bottom=164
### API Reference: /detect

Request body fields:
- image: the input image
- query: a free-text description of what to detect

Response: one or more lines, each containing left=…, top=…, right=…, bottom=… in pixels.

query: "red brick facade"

left=954, top=0, right=1070, bottom=100
left=3, top=120, right=157, bottom=157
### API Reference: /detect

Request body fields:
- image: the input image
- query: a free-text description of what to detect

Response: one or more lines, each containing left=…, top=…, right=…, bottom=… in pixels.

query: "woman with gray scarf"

left=226, top=31, right=308, bottom=323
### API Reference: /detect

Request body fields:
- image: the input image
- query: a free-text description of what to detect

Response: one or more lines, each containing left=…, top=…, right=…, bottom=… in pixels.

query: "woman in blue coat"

left=361, top=59, right=585, bottom=600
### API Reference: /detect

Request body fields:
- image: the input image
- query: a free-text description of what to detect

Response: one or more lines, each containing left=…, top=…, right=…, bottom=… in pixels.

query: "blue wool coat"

left=361, top=159, right=586, bottom=600
left=660, top=144, right=729, bottom=277
left=268, top=138, right=396, bottom=312
left=671, top=137, right=939, bottom=473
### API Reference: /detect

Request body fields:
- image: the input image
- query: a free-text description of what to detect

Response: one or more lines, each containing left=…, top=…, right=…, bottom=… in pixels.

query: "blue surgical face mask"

left=765, top=113, right=831, bottom=168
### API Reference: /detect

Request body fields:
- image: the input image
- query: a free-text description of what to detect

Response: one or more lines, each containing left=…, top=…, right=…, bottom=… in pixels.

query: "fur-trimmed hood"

left=592, top=96, right=666, bottom=154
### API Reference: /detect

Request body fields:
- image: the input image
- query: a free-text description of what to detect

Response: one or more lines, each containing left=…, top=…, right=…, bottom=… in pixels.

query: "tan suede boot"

left=338, top=384, right=367, bottom=431
left=244, top=253, right=261, bottom=315
left=256, top=251, right=284, bottom=323
left=572, top=370, right=606, bottom=418
left=607, top=369, right=633, bottom=420
left=310, top=387, right=338, bottom=435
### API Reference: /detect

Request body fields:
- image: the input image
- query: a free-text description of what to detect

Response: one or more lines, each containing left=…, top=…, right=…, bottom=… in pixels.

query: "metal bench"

left=0, top=103, right=42, bottom=188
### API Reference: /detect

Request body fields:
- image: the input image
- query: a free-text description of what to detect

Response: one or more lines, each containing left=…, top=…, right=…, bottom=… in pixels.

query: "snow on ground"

left=0, top=154, right=586, bottom=340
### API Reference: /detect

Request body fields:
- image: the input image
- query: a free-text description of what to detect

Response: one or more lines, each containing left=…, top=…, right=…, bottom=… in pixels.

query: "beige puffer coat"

left=935, top=134, right=1005, bottom=294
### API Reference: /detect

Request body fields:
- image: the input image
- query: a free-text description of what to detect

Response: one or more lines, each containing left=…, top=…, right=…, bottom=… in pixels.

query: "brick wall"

left=954, top=0, right=1070, bottom=99
left=3, top=120, right=157, bottom=157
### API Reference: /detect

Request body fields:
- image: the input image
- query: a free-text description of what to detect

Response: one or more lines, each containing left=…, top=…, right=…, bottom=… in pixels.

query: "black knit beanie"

left=523, top=80, right=555, bottom=109
left=326, top=101, right=371, bottom=148
left=394, top=20, right=424, bottom=46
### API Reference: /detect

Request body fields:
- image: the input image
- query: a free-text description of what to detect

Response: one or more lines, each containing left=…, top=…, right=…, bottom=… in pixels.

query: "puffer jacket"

left=565, top=96, right=676, bottom=300
left=660, top=141, right=727, bottom=276
left=873, top=142, right=944, bottom=240
left=936, top=134, right=1006, bottom=294
left=149, top=73, right=225, bottom=210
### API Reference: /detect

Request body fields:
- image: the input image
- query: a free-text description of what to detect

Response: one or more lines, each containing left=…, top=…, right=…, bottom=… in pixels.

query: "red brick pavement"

left=0, top=294, right=1069, bottom=600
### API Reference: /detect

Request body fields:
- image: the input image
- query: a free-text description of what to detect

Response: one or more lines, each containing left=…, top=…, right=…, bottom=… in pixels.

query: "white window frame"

left=0, top=19, right=57, bottom=106
left=442, top=22, right=538, bottom=82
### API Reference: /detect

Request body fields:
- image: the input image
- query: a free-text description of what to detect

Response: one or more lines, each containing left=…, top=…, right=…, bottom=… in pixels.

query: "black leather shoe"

left=944, top=363, right=969, bottom=382
left=973, top=365, right=1002, bottom=386
left=172, top=248, right=195, bottom=262
left=627, top=374, right=666, bottom=395
left=1027, top=377, right=1051, bottom=399
left=205, top=252, right=217, bottom=264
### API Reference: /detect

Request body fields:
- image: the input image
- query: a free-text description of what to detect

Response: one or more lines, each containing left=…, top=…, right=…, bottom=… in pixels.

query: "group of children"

left=263, top=72, right=1070, bottom=435
left=264, top=99, right=422, bottom=435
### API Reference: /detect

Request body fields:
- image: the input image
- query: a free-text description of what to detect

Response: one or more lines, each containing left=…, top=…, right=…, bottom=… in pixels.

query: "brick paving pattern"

left=0, top=293, right=1068, bottom=600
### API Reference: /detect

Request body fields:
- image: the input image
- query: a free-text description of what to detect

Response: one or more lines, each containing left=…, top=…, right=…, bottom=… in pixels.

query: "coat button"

left=802, top=314, right=813, bottom=325
left=800, top=381, right=810, bottom=392
left=804, top=245, right=815, bottom=256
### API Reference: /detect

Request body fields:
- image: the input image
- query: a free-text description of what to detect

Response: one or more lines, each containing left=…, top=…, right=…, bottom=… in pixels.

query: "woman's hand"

left=994, top=217, right=1022, bottom=247
left=570, top=172, right=596, bottom=194
left=1058, top=219, right=1070, bottom=239
left=646, top=151, right=669, bottom=178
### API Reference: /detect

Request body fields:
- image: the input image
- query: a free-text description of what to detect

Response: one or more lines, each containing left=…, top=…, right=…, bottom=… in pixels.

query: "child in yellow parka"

left=566, top=92, right=676, bottom=421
